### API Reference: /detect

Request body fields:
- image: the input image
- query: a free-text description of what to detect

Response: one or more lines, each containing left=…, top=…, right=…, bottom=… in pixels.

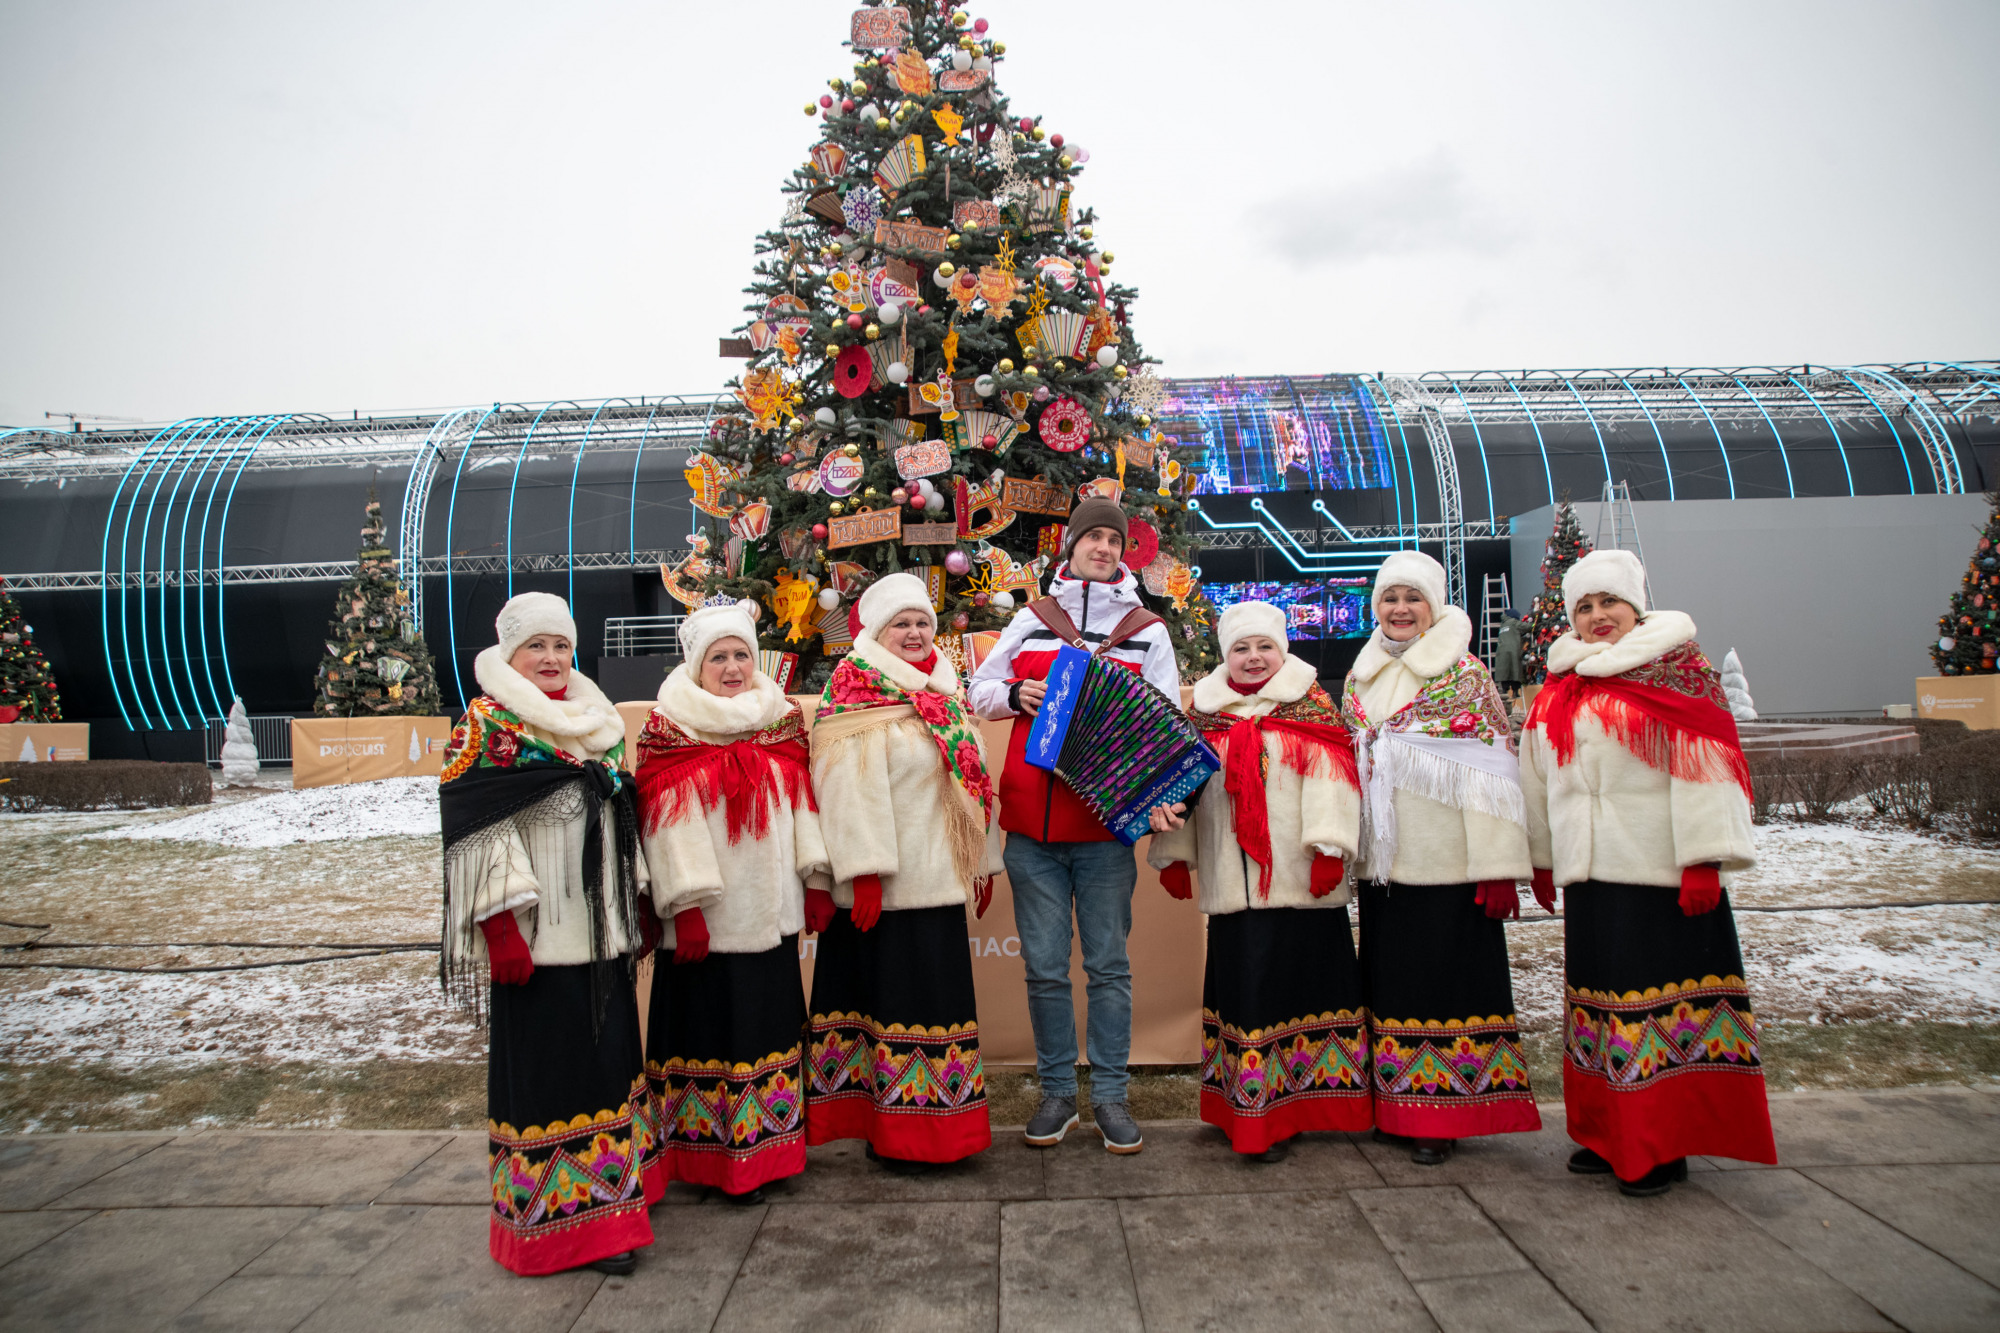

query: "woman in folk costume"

left=807, top=572, right=1001, bottom=1171
left=635, top=600, right=830, bottom=1204
left=1521, top=550, right=1775, bottom=1197
left=438, top=592, right=654, bottom=1277
left=1341, top=552, right=1541, bottom=1166
left=1146, top=601, right=1368, bottom=1163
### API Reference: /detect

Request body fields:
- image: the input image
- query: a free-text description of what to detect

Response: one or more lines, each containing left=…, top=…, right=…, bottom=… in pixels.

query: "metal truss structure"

left=1, top=549, right=690, bottom=593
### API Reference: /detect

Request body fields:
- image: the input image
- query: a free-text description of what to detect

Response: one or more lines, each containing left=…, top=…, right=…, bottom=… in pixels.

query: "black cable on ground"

left=0, top=945, right=438, bottom=974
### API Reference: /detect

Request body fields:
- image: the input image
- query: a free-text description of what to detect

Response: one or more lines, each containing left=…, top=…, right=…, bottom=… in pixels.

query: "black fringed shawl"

left=438, top=696, right=642, bottom=1031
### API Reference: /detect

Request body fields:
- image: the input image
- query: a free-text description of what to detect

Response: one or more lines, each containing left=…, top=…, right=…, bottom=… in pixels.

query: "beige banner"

left=0, top=722, right=90, bottom=763
left=1916, top=674, right=2000, bottom=730
left=290, top=716, right=454, bottom=789
left=614, top=690, right=1203, bottom=1066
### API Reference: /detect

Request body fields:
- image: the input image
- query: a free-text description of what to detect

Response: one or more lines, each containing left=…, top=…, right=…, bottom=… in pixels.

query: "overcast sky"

left=3, top=0, right=1995, bottom=427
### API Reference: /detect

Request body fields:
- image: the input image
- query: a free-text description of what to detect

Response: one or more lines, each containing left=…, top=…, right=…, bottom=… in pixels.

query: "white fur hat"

left=1563, top=549, right=1648, bottom=620
left=1217, top=600, right=1287, bottom=655
left=678, top=599, right=760, bottom=671
left=856, top=572, right=936, bottom=638
left=494, top=592, right=578, bottom=661
left=1372, top=551, right=1448, bottom=616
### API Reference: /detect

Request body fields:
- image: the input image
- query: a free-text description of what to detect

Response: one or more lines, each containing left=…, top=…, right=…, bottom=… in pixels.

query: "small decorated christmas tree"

left=1931, top=492, right=2000, bottom=676
left=0, top=581, right=61, bottom=723
left=1520, top=499, right=1593, bottom=685
left=311, top=496, right=444, bottom=717
left=673, top=2, right=1214, bottom=691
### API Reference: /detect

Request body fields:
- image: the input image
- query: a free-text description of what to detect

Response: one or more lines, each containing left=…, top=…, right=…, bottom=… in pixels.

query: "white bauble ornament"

left=974, top=374, right=995, bottom=396
left=887, top=361, right=910, bottom=384
left=1095, top=346, right=1118, bottom=368
left=878, top=301, right=902, bottom=325
left=818, top=588, right=840, bottom=610
left=925, top=492, right=945, bottom=512
left=952, top=49, right=972, bottom=71
left=859, top=102, right=879, bottom=121
left=1940, top=636, right=1957, bottom=652
left=972, top=55, right=992, bottom=71
left=815, top=406, right=838, bottom=427
left=991, top=591, right=1015, bottom=611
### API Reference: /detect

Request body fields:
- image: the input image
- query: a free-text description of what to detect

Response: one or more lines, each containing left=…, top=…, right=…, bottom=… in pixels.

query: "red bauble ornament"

left=841, top=98, right=854, bottom=112
left=779, top=452, right=795, bottom=465
left=1050, top=133, right=1064, bottom=148
left=1017, top=117, right=1033, bottom=132
left=819, top=94, right=833, bottom=108
left=982, top=433, right=997, bottom=448
left=846, top=312, right=865, bottom=330
left=811, top=523, right=829, bottom=540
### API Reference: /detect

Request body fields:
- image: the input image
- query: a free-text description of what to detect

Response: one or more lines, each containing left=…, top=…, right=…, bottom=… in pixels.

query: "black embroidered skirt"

left=487, top=960, right=654, bottom=1275
left=1358, top=882, right=1541, bottom=1138
left=644, top=936, right=808, bottom=1194
left=807, top=903, right=991, bottom=1163
left=1563, top=881, right=1776, bottom=1178
left=1201, top=904, right=1373, bottom=1152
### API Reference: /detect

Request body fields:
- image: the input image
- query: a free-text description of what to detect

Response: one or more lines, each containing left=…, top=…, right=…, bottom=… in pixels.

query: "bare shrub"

left=1748, top=756, right=1789, bottom=823
left=0, top=761, right=212, bottom=812
left=1863, top=752, right=1941, bottom=828
left=1786, top=751, right=1864, bottom=820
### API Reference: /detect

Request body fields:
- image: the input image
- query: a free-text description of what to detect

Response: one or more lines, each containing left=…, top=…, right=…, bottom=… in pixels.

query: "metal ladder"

left=1479, top=572, right=1511, bottom=664
left=1593, top=480, right=1653, bottom=605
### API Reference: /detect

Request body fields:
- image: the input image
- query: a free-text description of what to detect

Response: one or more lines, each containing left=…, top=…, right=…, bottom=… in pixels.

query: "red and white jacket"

left=967, top=564, right=1182, bottom=843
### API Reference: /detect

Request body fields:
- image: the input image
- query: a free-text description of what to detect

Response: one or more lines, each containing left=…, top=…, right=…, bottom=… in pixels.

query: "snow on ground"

left=89, top=776, right=439, bottom=847
left=3, top=779, right=1997, bottom=1070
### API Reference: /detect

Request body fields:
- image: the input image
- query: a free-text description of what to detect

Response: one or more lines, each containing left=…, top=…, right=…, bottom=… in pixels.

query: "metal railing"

left=602, top=616, right=686, bottom=658
left=203, top=715, right=298, bottom=766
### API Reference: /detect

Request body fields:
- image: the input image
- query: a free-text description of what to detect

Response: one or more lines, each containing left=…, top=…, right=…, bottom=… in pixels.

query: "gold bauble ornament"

left=1024, top=366, right=1039, bottom=379
left=804, top=104, right=818, bottom=115
left=997, top=358, right=1015, bottom=373
left=829, top=501, right=845, bottom=515
left=1079, top=225, right=1094, bottom=240
left=1031, top=126, right=1046, bottom=141
left=875, top=116, right=891, bottom=130
left=1113, top=365, right=1129, bottom=380
left=1137, top=414, right=1152, bottom=427
left=1058, top=154, right=1073, bottom=169
left=865, top=322, right=882, bottom=339
left=1052, top=360, right=1066, bottom=372
left=937, top=261, right=956, bottom=277
left=951, top=9, right=968, bottom=24
left=828, top=78, right=844, bottom=90
left=1101, top=251, right=1116, bottom=263
left=864, top=487, right=878, bottom=498
left=830, top=241, right=844, bottom=257
left=993, top=41, right=1006, bottom=54
left=946, top=233, right=962, bottom=249
left=1020, top=344, right=1039, bottom=360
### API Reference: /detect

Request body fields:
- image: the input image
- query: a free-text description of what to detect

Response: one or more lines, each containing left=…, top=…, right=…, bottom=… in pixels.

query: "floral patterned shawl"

left=813, top=655, right=994, bottom=887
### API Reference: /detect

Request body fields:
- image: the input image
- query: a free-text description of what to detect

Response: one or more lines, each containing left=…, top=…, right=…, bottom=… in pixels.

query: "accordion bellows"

left=1023, top=647, right=1219, bottom=845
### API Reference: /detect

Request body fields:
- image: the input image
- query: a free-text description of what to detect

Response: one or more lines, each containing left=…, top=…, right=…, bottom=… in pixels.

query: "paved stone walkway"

left=1, top=1087, right=1996, bottom=1332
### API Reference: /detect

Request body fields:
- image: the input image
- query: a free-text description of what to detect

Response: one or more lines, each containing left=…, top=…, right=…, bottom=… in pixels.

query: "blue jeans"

left=1004, top=836, right=1137, bottom=1106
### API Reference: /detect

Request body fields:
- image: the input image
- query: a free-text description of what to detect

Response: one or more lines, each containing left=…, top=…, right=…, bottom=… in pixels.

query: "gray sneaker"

left=1023, top=1094, right=1079, bottom=1147
left=1094, top=1101, right=1144, bottom=1154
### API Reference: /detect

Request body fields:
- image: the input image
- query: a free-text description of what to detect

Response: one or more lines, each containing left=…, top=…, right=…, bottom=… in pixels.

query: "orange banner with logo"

left=0, top=723, right=90, bottom=763
left=290, top=717, right=453, bottom=789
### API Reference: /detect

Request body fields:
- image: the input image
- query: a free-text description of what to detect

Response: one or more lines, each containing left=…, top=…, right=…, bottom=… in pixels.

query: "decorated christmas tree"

left=1930, top=491, right=2000, bottom=676
left=1520, top=499, right=1593, bottom=685
left=669, top=2, right=1213, bottom=691
left=311, top=496, right=443, bottom=717
left=0, top=581, right=61, bottom=723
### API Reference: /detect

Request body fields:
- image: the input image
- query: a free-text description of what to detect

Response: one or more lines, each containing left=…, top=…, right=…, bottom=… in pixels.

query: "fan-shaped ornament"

left=1037, top=397, right=1091, bottom=452
left=833, top=345, right=874, bottom=398
left=1125, top=517, right=1160, bottom=569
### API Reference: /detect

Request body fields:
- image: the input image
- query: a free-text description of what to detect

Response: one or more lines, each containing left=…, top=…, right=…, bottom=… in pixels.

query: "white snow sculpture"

left=1719, top=649, right=1758, bottom=722
left=220, top=697, right=260, bottom=784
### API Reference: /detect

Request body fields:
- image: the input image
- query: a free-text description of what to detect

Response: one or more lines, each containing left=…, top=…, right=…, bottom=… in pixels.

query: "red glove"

left=1531, top=868, right=1558, bottom=914
left=972, top=875, right=993, bottom=920
left=805, top=887, right=836, bottom=934
left=1160, top=862, right=1193, bottom=900
left=637, top=906, right=661, bottom=961
left=1309, top=854, right=1345, bottom=899
left=1475, top=880, right=1521, bottom=920
left=1679, top=863, right=1721, bottom=916
left=672, top=906, right=710, bottom=964
left=851, top=873, right=884, bottom=932
left=479, top=912, right=534, bottom=986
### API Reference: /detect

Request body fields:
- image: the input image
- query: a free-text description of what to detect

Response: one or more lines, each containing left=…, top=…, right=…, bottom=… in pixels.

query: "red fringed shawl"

left=634, top=703, right=815, bottom=845
left=1187, top=683, right=1358, bottom=897
left=1528, top=641, right=1752, bottom=797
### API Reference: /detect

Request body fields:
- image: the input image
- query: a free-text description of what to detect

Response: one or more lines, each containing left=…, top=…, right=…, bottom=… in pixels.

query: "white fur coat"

left=1343, top=609, right=1532, bottom=886
left=812, top=633, right=1005, bottom=912
left=1146, top=654, right=1361, bottom=914
left=639, top=665, right=831, bottom=954
left=1520, top=611, right=1756, bottom=890
left=460, top=648, right=644, bottom=966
